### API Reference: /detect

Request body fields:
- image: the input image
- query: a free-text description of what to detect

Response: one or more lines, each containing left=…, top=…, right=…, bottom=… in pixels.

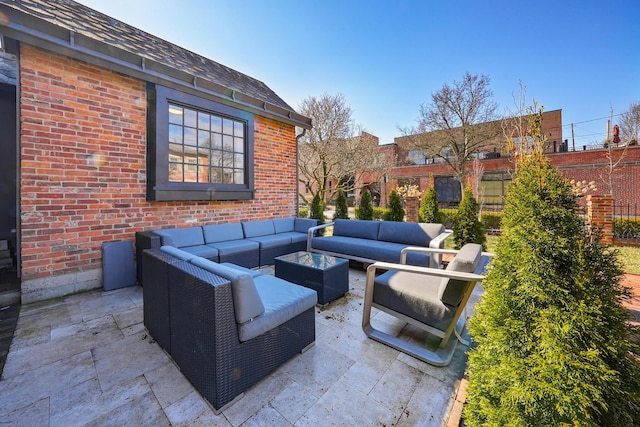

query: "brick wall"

left=19, top=45, right=298, bottom=302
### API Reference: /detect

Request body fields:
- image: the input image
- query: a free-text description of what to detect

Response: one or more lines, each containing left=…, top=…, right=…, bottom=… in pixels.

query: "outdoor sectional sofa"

left=308, top=219, right=452, bottom=268
left=135, top=217, right=318, bottom=286
left=142, top=246, right=317, bottom=413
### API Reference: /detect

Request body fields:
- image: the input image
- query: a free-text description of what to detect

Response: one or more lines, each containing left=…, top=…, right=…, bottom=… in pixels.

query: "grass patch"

left=615, top=245, right=640, bottom=275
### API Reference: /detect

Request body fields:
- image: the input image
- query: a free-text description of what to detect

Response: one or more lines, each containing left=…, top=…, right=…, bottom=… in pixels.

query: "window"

left=147, top=85, right=254, bottom=201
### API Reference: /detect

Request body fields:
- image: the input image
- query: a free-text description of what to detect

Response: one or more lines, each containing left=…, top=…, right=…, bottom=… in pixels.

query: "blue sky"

left=76, top=0, right=639, bottom=147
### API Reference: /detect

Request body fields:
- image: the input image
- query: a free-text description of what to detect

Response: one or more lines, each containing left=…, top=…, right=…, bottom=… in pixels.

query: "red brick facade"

left=18, top=45, right=299, bottom=302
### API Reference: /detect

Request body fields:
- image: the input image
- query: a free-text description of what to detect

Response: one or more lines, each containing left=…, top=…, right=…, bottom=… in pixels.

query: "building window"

left=147, top=85, right=254, bottom=201
left=434, top=176, right=461, bottom=205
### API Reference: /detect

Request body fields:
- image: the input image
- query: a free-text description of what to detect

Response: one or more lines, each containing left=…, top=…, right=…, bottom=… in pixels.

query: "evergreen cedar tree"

left=384, top=190, right=405, bottom=222
left=358, top=190, right=374, bottom=220
left=453, top=188, right=486, bottom=250
left=334, top=190, right=349, bottom=220
left=464, top=145, right=640, bottom=425
left=419, top=186, right=442, bottom=224
left=310, top=192, right=325, bottom=235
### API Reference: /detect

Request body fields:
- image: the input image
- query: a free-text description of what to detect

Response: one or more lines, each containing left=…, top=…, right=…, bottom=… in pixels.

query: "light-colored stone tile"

left=278, top=341, right=355, bottom=399
left=241, top=403, right=293, bottom=427
left=92, top=331, right=170, bottom=391
left=145, top=361, right=196, bottom=409
left=50, top=376, right=152, bottom=427
left=3, top=315, right=122, bottom=378
left=83, top=390, right=170, bottom=427
left=164, top=390, right=210, bottom=426
left=186, top=409, right=233, bottom=427
left=222, top=372, right=292, bottom=427
left=369, top=359, right=423, bottom=413
left=0, top=351, right=95, bottom=416
left=0, top=397, right=49, bottom=427
left=395, top=374, right=457, bottom=427
left=296, top=376, right=397, bottom=427
left=112, top=306, right=142, bottom=331
left=270, top=380, right=318, bottom=424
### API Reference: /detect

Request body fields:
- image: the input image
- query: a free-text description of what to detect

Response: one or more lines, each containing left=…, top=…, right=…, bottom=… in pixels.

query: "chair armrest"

left=306, top=222, right=335, bottom=251
left=429, top=229, right=453, bottom=249
left=367, top=261, right=486, bottom=282
left=400, top=246, right=459, bottom=264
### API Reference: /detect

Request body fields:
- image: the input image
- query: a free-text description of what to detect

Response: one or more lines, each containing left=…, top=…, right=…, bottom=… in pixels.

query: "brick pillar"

left=405, top=196, right=419, bottom=223
left=587, top=195, right=613, bottom=244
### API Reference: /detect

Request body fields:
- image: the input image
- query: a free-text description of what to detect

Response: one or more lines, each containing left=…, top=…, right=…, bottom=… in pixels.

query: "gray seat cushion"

left=189, top=257, right=265, bottom=324
left=374, top=270, right=453, bottom=328
left=276, top=231, right=308, bottom=244
left=333, top=219, right=380, bottom=240
left=154, top=226, right=205, bottom=247
left=207, top=239, right=258, bottom=256
left=247, top=234, right=291, bottom=249
left=238, top=275, right=317, bottom=342
left=179, top=245, right=219, bottom=260
left=311, top=236, right=430, bottom=265
left=202, top=223, right=245, bottom=243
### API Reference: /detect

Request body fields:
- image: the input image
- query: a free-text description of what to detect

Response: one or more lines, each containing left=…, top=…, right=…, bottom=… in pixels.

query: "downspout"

left=295, top=128, right=306, bottom=216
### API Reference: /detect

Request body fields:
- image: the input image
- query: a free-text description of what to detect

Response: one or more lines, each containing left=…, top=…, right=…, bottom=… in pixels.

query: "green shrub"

left=334, top=190, right=349, bottom=220
left=309, top=192, right=325, bottom=235
left=357, top=190, right=374, bottom=220
left=453, top=188, right=486, bottom=250
left=298, top=208, right=309, bottom=218
left=373, top=207, right=386, bottom=220
left=419, top=187, right=442, bottom=223
left=440, top=208, right=457, bottom=229
left=465, top=151, right=640, bottom=426
left=613, top=217, right=640, bottom=238
left=383, top=190, right=405, bottom=222
left=480, top=211, right=503, bottom=230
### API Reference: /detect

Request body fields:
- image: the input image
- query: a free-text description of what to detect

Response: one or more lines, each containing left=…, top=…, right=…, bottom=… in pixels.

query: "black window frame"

left=147, top=84, right=255, bottom=201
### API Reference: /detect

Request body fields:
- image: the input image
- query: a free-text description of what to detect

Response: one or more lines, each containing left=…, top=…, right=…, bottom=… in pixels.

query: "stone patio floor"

left=0, top=266, right=478, bottom=426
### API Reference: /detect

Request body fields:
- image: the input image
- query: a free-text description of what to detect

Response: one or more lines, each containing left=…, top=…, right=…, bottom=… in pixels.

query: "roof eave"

left=0, top=5, right=312, bottom=129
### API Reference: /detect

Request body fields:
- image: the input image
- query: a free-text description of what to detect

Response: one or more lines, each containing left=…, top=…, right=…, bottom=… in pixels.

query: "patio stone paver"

left=0, top=267, right=474, bottom=426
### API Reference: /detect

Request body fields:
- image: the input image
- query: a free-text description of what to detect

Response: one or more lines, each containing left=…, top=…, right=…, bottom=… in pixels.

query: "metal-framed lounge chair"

left=362, top=243, right=491, bottom=367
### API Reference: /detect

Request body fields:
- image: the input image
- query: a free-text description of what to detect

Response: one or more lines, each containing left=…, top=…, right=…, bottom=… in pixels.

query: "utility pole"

left=571, top=123, right=575, bottom=151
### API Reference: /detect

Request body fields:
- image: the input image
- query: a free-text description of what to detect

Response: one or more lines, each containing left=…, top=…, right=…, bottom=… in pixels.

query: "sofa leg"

left=300, top=341, right=315, bottom=354
left=210, top=392, right=245, bottom=415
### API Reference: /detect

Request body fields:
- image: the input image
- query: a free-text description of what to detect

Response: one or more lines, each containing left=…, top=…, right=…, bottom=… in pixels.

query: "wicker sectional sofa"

left=308, top=219, right=452, bottom=267
left=135, top=217, right=318, bottom=286
left=142, top=246, right=317, bottom=413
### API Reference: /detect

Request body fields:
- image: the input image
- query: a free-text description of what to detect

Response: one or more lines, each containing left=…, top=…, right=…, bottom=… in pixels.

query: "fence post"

left=587, top=195, right=613, bottom=244
left=405, top=196, right=419, bottom=223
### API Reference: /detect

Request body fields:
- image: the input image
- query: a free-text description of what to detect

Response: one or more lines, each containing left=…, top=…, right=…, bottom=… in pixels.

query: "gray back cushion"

left=439, top=243, right=482, bottom=306
left=273, top=218, right=295, bottom=233
left=377, top=222, right=444, bottom=246
left=294, top=218, right=319, bottom=233
left=189, top=257, right=265, bottom=324
left=154, top=226, right=204, bottom=247
left=242, top=220, right=275, bottom=238
left=160, top=245, right=196, bottom=261
left=202, top=223, right=244, bottom=243
left=333, top=219, right=380, bottom=240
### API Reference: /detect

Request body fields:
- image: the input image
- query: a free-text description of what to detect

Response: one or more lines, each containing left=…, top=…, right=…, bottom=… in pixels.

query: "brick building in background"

left=0, top=1, right=311, bottom=303
left=366, top=109, right=639, bottom=209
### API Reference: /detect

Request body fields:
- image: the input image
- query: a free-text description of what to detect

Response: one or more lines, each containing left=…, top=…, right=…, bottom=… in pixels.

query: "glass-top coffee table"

left=274, top=251, right=349, bottom=305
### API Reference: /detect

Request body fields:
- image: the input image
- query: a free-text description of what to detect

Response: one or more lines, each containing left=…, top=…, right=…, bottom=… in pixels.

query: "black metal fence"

left=613, top=202, right=640, bottom=241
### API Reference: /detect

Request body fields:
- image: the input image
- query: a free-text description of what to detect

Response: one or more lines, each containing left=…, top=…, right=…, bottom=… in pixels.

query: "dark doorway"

left=0, top=83, right=19, bottom=295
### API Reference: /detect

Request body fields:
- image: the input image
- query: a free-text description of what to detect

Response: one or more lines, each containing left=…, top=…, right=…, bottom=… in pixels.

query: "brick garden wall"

left=18, top=45, right=298, bottom=302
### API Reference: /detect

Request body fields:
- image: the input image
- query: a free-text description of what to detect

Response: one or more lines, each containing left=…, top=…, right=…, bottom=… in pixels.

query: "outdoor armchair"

left=362, top=244, right=491, bottom=366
